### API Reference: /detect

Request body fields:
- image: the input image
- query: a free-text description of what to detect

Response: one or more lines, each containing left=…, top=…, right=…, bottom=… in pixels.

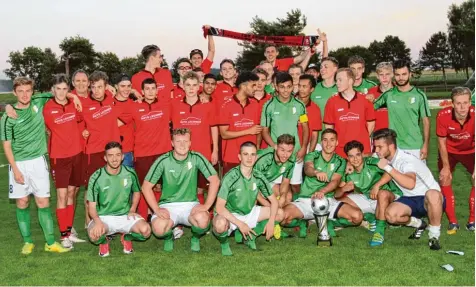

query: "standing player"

left=324, top=68, right=375, bottom=157
left=261, top=72, right=309, bottom=193
left=367, top=62, right=394, bottom=131
left=259, top=60, right=276, bottom=95
left=190, top=25, right=215, bottom=74
left=288, top=64, right=304, bottom=95
left=43, top=74, right=86, bottom=248
left=436, top=87, right=475, bottom=233
left=199, top=73, right=217, bottom=103
left=251, top=68, right=272, bottom=149
left=311, top=57, right=338, bottom=117
left=297, top=74, right=322, bottom=152
left=141, top=128, right=220, bottom=252
left=219, top=72, right=262, bottom=174
left=374, top=60, right=431, bottom=160
left=212, top=141, right=283, bottom=256
left=305, top=64, right=320, bottom=81
left=87, top=142, right=151, bottom=257
left=214, top=59, right=238, bottom=110
left=172, top=58, right=193, bottom=100
left=1, top=77, right=80, bottom=254
left=348, top=55, right=377, bottom=94
left=373, top=129, right=443, bottom=250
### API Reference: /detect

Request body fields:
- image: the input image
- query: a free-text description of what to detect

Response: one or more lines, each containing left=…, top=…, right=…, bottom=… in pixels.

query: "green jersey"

left=299, top=151, right=346, bottom=198
left=374, top=86, right=431, bottom=149
left=145, top=151, right=216, bottom=204
left=0, top=92, right=52, bottom=161
left=261, top=96, right=307, bottom=152
left=343, top=157, right=402, bottom=198
left=264, top=84, right=275, bottom=95
left=218, top=166, right=272, bottom=215
left=87, top=166, right=141, bottom=216
left=254, top=147, right=295, bottom=182
left=311, top=82, right=337, bottom=117
left=353, top=78, right=377, bottom=94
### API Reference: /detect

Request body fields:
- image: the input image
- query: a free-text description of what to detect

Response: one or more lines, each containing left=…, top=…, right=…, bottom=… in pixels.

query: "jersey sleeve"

left=32, top=92, right=53, bottom=108
left=0, top=115, right=13, bottom=141
left=418, top=91, right=431, bottom=118
left=323, top=99, right=334, bottom=125
left=195, top=152, right=217, bottom=178
left=400, top=160, right=417, bottom=175
left=335, top=158, right=346, bottom=177
left=436, top=112, right=447, bottom=137
left=312, top=105, right=322, bottom=131
left=128, top=168, right=141, bottom=193
left=373, top=91, right=388, bottom=109
left=217, top=174, right=231, bottom=200
left=299, top=103, right=308, bottom=123
left=304, top=151, right=316, bottom=163
left=86, top=170, right=101, bottom=202
left=144, top=156, right=165, bottom=184
left=201, top=58, right=213, bottom=74
left=365, top=98, right=376, bottom=121
left=261, top=101, right=271, bottom=127
left=283, top=162, right=295, bottom=179
left=257, top=175, right=273, bottom=197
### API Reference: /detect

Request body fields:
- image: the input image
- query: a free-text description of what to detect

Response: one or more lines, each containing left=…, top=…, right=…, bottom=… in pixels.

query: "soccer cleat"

left=369, top=232, right=384, bottom=247
left=70, top=227, right=78, bottom=237
left=120, top=234, right=134, bottom=254
left=173, top=226, right=184, bottom=239
left=99, top=242, right=110, bottom=257
left=44, top=242, right=72, bottom=253
left=466, top=222, right=475, bottom=231
left=244, top=238, right=257, bottom=250
left=21, top=242, right=35, bottom=255
left=273, top=224, right=282, bottom=239
left=429, top=237, right=441, bottom=250
left=408, top=220, right=427, bottom=240
left=68, top=233, right=86, bottom=243
left=61, top=237, right=74, bottom=249
left=446, top=223, right=460, bottom=235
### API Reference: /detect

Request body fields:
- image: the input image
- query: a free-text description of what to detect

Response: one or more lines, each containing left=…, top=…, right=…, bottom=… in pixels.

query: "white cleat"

left=173, top=227, right=184, bottom=239
left=61, top=237, right=74, bottom=249
left=71, top=227, right=79, bottom=237
left=68, top=233, right=86, bottom=243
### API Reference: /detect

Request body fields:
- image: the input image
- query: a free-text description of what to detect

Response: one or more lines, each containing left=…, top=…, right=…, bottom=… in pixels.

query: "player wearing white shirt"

left=372, top=128, right=443, bottom=250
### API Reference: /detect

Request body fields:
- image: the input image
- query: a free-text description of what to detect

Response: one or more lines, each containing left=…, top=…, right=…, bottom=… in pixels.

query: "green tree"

left=235, top=9, right=307, bottom=71
left=447, top=0, right=475, bottom=78
left=96, top=52, right=121, bottom=82
left=120, top=55, right=144, bottom=77
left=368, top=35, right=411, bottom=70
left=4, top=46, right=59, bottom=91
left=59, top=35, right=96, bottom=76
left=418, top=32, right=451, bottom=89
left=328, top=46, right=375, bottom=77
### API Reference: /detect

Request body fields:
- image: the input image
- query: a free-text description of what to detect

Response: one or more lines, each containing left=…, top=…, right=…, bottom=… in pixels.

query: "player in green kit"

left=373, top=60, right=431, bottom=161
left=141, top=128, right=220, bottom=252
left=335, top=140, right=403, bottom=246
left=348, top=55, right=377, bottom=95
left=0, top=77, right=82, bottom=255
left=281, top=129, right=363, bottom=238
left=311, top=57, right=338, bottom=117
left=213, top=141, right=284, bottom=256
left=87, top=142, right=151, bottom=257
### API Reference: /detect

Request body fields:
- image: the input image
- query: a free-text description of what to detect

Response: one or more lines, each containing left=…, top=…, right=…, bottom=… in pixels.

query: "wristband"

left=383, top=165, right=393, bottom=173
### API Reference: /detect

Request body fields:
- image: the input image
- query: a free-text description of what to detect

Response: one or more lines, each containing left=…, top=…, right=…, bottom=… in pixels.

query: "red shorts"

left=222, top=162, right=239, bottom=175
left=85, top=152, right=106, bottom=187
left=438, top=152, right=475, bottom=174
left=135, top=154, right=161, bottom=184
left=198, top=164, right=218, bottom=189
left=50, top=152, right=83, bottom=188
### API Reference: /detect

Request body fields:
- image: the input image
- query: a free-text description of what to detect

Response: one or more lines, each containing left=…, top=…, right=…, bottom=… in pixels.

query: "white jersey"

left=388, top=149, right=440, bottom=196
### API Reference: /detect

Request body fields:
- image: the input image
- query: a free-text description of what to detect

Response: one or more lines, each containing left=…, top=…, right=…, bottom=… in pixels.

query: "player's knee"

left=353, top=211, right=363, bottom=225
left=193, top=211, right=210, bottom=228
left=16, top=197, right=29, bottom=209
left=385, top=208, right=398, bottom=223
left=426, top=189, right=442, bottom=205
left=35, top=197, right=50, bottom=208
left=377, top=190, right=390, bottom=201
left=213, top=217, right=228, bottom=233
left=151, top=219, right=169, bottom=236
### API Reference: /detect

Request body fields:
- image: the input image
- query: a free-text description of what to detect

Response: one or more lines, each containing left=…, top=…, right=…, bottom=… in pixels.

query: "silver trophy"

left=311, top=197, right=332, bottom=246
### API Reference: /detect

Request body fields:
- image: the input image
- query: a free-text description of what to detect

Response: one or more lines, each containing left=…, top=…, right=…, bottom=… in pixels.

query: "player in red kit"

left=199, top=74, right=217, bottom=103
left=172, top=58, right=193, bottom=101
left=437, top=87, right=475, bottom=233
left=297, top=75, right=322, bottom=152
left=214, top=59, right=238, bottom=111
left=190, top=25, right=216, bottom=74
left=367, top=62, right=394, bottom=131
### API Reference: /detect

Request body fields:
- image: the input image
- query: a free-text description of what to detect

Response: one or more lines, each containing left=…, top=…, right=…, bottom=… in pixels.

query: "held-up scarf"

left=203, top=26, right=319, bottom=47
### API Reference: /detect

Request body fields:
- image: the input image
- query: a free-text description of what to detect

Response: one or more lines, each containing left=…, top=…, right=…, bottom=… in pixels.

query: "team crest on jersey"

left=187, top=161, right=193, bottom=170
left=329, top=163, right=335, bottom=171
left=279, top=166, right=286, bottom=174
left=33, top=105, right=39, bottom=113
left=409, top=97, right=415, bottom=104
left=292, top=107, right=296, bottom=114
left=363, top=88, right=368, bottom=94
left=252, top=182, right=257, bottom=191
left=123, top=178, right=128, bottom=187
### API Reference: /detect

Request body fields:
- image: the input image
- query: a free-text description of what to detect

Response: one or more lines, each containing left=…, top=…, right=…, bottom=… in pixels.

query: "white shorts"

left=401, top=149, right=426, bottom=163
left=290, top=161, right=303, bottom=185
left=291, top=197, right=343, bottom=220
left=347, top=193, right=377, bottom=214
left=228, top=205, right=261, bottom=235
left=89, top=215, right=144, bottom=235
left=8, top=155, right=50, bottom=199
left=152, top=201, right=199, bottom=227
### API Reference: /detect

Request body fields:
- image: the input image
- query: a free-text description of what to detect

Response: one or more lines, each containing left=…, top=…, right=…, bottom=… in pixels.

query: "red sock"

left=197, top=193, right=205, bottom=205
left=441, top=185, right=457, bottom=224
left=469, top=186, right=475, bottom=223
left=56, top=208, right=68, bottom=238
left=66, top=204, right=75, bottom=233
left=154, top=191, right=162, bottom=202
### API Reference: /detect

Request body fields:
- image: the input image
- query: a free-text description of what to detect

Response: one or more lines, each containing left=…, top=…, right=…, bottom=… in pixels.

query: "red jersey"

left=114, top=98, right=135, bottom=153
left=43, top=99, right=83, bottom=159
left=122, top=100, right=172, bottom=157
left=171, top=98, right=216, bottom=160
left=201, top=58, right=213, bottom=74
left=323, top=93, right=375, bottom=156
left=131, top=68, right=173, bottom=101
left=213, top=81, right=237, bottom=112
left=275, top=58, right=294, bottom=72
left=172, top=83, right=186, bottom=101
left=436, top=106, right=475, bottom=155
left=368, top=86, right=389, bottom=131
left=219, top=96, right=261, bottom=163
left=71, top=89, right=89, bottom=151
left=298, top=100, right=322, bottom=147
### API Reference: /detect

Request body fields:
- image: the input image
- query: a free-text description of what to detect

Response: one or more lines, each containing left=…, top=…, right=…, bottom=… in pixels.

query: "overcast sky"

left=0, top=0, right=463, bottom=78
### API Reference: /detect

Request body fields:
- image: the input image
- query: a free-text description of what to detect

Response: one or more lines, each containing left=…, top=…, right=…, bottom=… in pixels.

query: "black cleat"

left=429, top=237, right=441, bottom=250
left=408, top=220, right=427, bottom=240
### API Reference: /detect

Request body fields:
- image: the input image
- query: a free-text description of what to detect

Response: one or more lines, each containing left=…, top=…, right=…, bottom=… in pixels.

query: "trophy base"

left=317, top=238, right=332, bottom=247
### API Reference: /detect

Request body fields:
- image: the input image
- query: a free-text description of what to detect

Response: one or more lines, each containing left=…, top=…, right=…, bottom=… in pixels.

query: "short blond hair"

left=182, top=71, right=200, bottom=83
left=172, top=128, right=191, bottom=138
left=451, top=87, right=472, bottom=102
left=376, top=62, right=393, bottom=74
left=13, top=77, right=34, bottom=91
left=337, top=68, right=356, bottom=82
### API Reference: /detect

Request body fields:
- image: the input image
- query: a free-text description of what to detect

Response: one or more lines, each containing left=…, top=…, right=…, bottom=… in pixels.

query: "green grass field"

left=0, top=104, right=474, bottom=286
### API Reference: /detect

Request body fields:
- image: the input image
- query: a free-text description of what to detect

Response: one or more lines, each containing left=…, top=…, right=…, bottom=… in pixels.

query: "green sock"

left=253, top=219, right=268, bottom=237
left=16, top=207, right=33, bottom=243
left=298, top=220, right=307, bottom=238
left=38, top=207, right=55, bottom=245
left=213, top=230, right=232, bottom=256
left=364, top=213, right=376, bottom=223
left=91, top=234, right=107, bottom=245
left=124, top=232, right=148, bottom=241
left=337, top=218, right=353, bottom=227
left=157, top=230, right=173, bottom=252
left=234, top=231, right=243, bottom=243
left=327, top=220, right=337, bottom=237
left=375, top=220, right=387, bottom=235
left=191, top=225, right=209, bottom=252
left=285, top=218, right=304, bottom=228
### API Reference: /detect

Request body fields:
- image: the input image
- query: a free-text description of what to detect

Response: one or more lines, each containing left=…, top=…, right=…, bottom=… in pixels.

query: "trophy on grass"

left=311, top=197, right=332, bottom=246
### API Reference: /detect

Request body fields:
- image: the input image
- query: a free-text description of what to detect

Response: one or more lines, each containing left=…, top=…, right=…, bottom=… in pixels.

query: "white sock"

left=406, top=217, right=422, bottom=228
left=428, top=225, right=441, bottom=239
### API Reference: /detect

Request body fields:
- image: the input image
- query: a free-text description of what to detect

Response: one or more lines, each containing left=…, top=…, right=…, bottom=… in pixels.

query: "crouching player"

left=141, top=128, right=220, bottom=252
left=373, top=128, right=444, bottom=250
left=213, top=141, right=283, bottom=256
left=87, top=142, right=151, bottom=257
left=335, top=140, right=402, bottom=246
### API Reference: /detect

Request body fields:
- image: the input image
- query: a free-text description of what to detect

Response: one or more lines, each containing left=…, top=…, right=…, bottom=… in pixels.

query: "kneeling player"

left=373, top=129, right=444, bottom=250
left=87, top=142, right=151, bottom=257
left=282, top=129, right=362, bottom=238
left=213, top=142, right=283, bottom=256
left=141, top=128, right=220, bottom=252
left=335, top=140, right=402, bottom=246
